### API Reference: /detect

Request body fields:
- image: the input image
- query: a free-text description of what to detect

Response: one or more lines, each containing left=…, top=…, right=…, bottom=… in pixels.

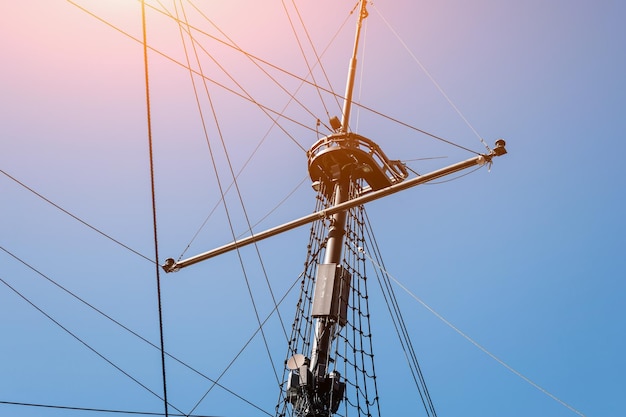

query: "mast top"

left=338, top=0, right=368, bottom=133
left=161, top=0, right=508, bottom=275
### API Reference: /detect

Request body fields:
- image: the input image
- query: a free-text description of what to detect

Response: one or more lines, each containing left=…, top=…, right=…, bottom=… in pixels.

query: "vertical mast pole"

left=340, top=0, right=368, bottom=133
left=310, top=0, right=368, bottom=382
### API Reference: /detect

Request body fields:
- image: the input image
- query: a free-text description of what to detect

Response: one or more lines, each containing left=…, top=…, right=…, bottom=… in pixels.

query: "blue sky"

left=1, top=1, right=625, bottom=416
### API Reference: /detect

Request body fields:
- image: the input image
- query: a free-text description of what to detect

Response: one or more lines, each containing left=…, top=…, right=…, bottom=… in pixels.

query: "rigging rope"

left=371, top=4, right=491, bottom=153
left=0, top=400, right=221, bottom=416
left=66, top=0, right=480, bottom=156
left=0, top=244, right=276, bottom=416
left=178, top=175, right=308, bottom=261
left=182, top=0, right=291, bottom=350
left=69, top=0, right=315, bottom=147
left=0, top=276, right=185, bottom=415
left=275, top=181, right=383, bottom=417
left=0, top=169, right=154, bottom=263
left=141, top=3, right=169, bottom=416
left=161, top=0, right=310, bottom=151
left=53, top=4, right=515, bottom=417
left=183, top=0, right=357, bottom=133
left=165, top=5, right=284, bottom=413
left=281, top=0, right=332, bottom=121
left=186, top=273, right=304, bottom=417
left=356, top=245, right=587, bottom=417
left=360, top=212, right=437, bottom=417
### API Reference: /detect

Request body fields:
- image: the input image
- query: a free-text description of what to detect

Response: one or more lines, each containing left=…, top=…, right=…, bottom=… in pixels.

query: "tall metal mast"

left=308, top=0, right=368, bottom=384
left=161, top=1, right=507, bottom=415
left=339, top=0, right=368, bottom=133
left=280, top=4, right=373, bottom=415
left=161, top=0, right=507, bottom=275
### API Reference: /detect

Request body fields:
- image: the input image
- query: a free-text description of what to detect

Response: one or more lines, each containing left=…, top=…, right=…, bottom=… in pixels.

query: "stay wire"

left=185, top=273, right=303, bottom=417
left=0, top=168, right=154, bottom=264
left=281, top=0, right=360, bottom=127
left=281, top=0, right=332, bottom=119
left=0, top=245, right=273, bottom=416
left=157, top=0, right=482, bottom=155
left=178, top=174, right=308, bottom=262
left=359, top=216, right=437, bottom=417
left=179, top=0, right=288, bottom=350
left=0, top=400, right=223, bottom=417
left=171, top=0, right=313, bottom=149
left=141, top=3, right=170, bottom=417
left=183, top=0, right=351, bottom=133
left=181, top=0, right=482, bottom=155
left=66, top=0, right=314, bottom=148
left=171, top=0, right=341, bottom=260
left=169, top=3, right=282, bottom=413
left=371, top=3, right=491, bottom=153
left=356, top=103, right=480, bottom=155
left=161, top=1, right=305, bottom=266
left=357, top=246, right=587, bottom=417
left=179, top=1, right=476, bottom=154
left=67, top=0, right=479, bottom=155
left=235, top=176, right=309, bottom=240
left=427, top=164, right=484, bottom=184
left=0, top=276, right=185, bottom=415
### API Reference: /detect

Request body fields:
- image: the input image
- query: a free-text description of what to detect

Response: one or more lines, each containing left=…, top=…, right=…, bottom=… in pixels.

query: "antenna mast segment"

left=339, top=0, right=368, bottom=133
left=162, top=142, right=507, bottom=272
left=309, top=0, right=369, bottom=378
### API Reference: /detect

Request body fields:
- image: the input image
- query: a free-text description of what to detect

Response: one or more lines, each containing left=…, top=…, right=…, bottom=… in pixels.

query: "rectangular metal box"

left=311, top=263, right=352, bottom=326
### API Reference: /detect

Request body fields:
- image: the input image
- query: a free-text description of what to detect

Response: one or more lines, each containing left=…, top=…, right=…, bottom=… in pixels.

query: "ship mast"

left=161, top=2, right=505, bottom=274
left=161, top=1, right=506, bottom=415
left=308, top=0, right=368, bottom=384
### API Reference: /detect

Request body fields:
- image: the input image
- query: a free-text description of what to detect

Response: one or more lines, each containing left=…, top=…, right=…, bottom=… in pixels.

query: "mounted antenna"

left=329, top=116, right=342, bottom=131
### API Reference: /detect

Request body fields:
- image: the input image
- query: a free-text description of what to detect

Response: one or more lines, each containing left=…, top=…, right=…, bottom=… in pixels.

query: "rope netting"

left=275, top=180, right=381, bottom=417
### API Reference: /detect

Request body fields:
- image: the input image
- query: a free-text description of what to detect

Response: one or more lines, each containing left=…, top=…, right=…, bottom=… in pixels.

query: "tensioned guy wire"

left=0, top=276, right=185, bottom=415
left=0, top=400, right=222, bottom=417
left=0, top=169, right=154, bottom=263
left=66, top=0, right=480, bottom=155
left=0, top=244, right=274, bottom=415
left=166, top=3, right=283, bottom=414
left=372, top=4, right=492, bottom=153
left=281, top=0, right=332, bottom=120
left=356, top=243, right=587, bottom=417
left=140, top=2, right=170, bottom=416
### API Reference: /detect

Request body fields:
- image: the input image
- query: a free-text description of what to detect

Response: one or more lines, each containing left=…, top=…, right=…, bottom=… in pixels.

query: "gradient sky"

left=1, top=1, right=625, bottom=416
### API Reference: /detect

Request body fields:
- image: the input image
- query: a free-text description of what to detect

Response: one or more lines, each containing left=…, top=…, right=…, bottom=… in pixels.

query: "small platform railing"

left=307, top=132, right=408, bottom=196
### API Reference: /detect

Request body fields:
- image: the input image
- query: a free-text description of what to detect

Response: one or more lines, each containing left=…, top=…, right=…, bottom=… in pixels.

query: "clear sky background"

left=1, top=1, right=624, bottom=416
